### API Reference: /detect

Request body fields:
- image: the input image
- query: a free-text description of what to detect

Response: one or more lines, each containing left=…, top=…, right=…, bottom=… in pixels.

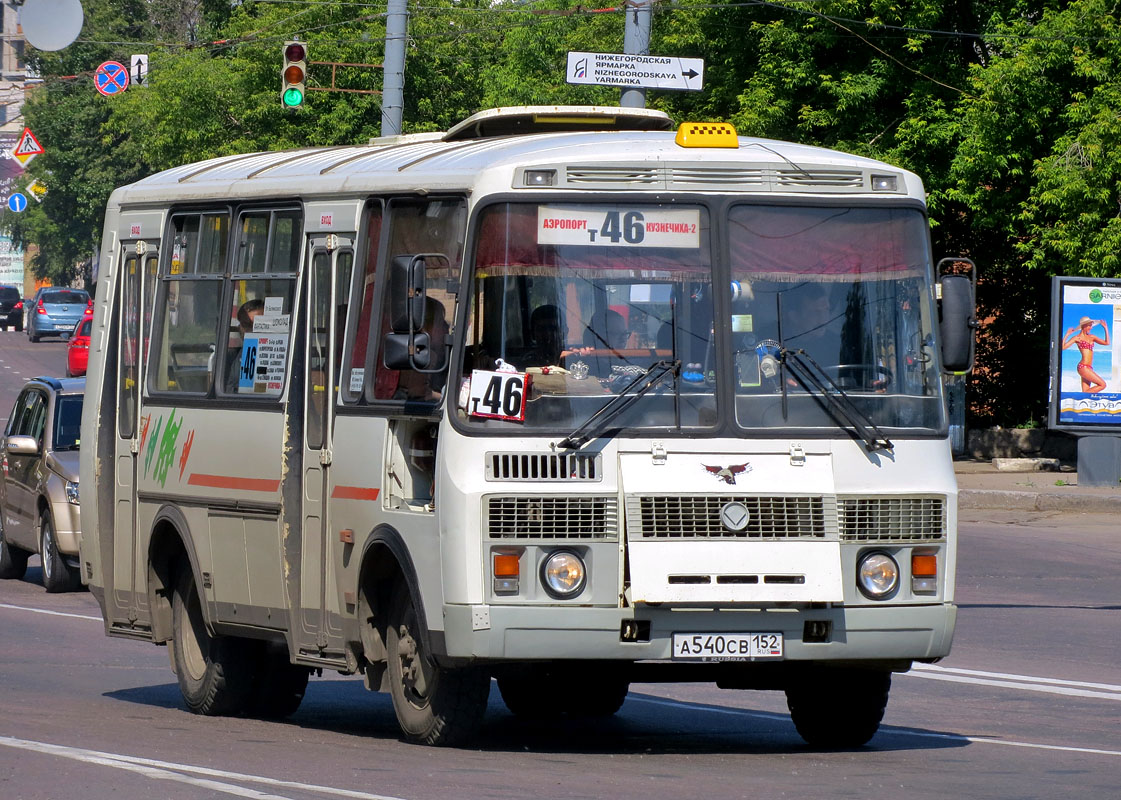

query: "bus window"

left=364, top=197, right=465, bottom=404
left=221, top=208, right=301, bottom=397
left=150, top=212, right=229, bottom=394
left=341, top=202, right=383, bottom=404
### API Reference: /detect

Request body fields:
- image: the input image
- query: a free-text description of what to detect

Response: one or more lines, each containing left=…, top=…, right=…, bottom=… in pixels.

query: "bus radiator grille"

left=626, top=495, right=827, bottom=539
left=486, top=496, right=618, bottom=540
left=837, top=496, right=946, bottom=542
left=485, top=452, right=601, bottom=482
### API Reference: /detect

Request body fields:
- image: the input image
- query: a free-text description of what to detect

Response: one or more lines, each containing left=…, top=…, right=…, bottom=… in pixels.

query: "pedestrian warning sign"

left=11, top=127, right=44, bottom=167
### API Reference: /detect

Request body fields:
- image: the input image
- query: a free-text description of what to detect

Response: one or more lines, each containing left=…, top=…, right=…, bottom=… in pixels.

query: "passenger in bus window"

left=782, top=284, right=837, bottom=369
left=525, top=304, right=589, bottom=369
left=225, top=298, right=264, bottom=392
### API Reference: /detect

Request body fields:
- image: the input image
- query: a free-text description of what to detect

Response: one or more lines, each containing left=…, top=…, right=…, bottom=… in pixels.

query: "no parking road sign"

left=95, top=61, right=130, bottom=96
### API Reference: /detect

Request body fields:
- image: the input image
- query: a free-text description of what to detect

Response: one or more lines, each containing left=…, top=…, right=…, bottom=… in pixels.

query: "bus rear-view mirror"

left=389, top=255, right=427, bottom=334
left=937, top=265, right=977, bottom=374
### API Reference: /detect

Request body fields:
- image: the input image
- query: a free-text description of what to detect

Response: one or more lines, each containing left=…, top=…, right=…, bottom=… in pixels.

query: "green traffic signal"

left=282, top=41, right=307, bottom=109
left=283, top=87, right=304, bottom=108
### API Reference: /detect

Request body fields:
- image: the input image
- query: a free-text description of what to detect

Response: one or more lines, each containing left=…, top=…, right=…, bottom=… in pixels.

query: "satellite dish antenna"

left=21, top=0, right=85, bottom=52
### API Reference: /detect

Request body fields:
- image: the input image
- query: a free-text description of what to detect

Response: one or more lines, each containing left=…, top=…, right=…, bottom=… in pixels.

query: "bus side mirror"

left=937, top=258, right=977, bottom=374
left=389, top=254, right=427, bottom=334
left=384, top=331, right=433, bottom=370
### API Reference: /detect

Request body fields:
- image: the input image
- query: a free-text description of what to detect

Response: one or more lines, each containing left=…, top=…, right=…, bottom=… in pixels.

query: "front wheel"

left=0, top=527, right=30, bottom=580
left=785, top=667, right=891, bottom=748
left=386, top=589, right=489, bottom=746
left=40, top=514, right=80, bottom=593
left=171, top=569, right=255, bottom=715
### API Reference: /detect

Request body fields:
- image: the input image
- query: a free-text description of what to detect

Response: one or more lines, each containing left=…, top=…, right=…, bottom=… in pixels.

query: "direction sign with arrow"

left=566, top=52, right=705, bottom=92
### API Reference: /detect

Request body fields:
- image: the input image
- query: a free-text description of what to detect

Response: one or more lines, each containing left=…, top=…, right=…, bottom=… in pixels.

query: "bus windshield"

left=458, top=201, right=944, bottom=436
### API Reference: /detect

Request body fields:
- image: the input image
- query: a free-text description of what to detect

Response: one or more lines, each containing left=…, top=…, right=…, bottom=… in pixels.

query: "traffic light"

left=282, top=41, right=307, bottom=108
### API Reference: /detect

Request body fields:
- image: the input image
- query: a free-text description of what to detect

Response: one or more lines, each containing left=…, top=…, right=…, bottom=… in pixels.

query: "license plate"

left=671, top=632, right=784, bottom=661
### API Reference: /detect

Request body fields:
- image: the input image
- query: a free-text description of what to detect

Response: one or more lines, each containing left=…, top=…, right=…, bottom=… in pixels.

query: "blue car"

left=27, top=288, right=90, bottom=343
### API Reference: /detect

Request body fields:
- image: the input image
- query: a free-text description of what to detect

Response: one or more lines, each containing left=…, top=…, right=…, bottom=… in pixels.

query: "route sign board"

left=7, top=193, right=28, bottom=213
left=95, top=61, right=130, bottom=96
left=131, top=54, right=149, bottom=88
left=11, top=127, right=44, bottom=167
left=566, top=52, right=704, bottom=91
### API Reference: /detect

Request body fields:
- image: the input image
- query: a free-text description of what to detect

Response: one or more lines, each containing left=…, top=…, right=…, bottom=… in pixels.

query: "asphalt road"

left=1, top=330, right=1118, bottom=800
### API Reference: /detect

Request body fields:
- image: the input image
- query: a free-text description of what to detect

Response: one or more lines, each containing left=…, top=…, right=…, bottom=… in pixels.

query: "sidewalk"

left=954, top=458, right=1121, bottom=513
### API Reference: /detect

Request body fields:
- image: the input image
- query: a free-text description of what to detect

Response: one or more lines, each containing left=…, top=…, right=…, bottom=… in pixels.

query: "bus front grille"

left=627, top=495, right=827, bottom=539
left=486, top=452, right=601, bottom=482
left=838, top=497, right=946, bottom=541
left=486, top=496, right=618, bottom=540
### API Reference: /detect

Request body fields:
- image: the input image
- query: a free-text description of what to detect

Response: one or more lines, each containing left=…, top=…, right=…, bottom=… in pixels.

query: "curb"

left=959, top=489, right=1121, bottom=513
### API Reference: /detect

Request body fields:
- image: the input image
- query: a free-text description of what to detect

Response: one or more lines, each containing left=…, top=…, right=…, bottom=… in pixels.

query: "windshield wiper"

left=557, top=360, right=680, bottom=450
left=776, top=347, right=893, bottom=453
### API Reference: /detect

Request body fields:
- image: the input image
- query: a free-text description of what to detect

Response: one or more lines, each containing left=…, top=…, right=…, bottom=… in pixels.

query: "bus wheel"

left=248, top=644, right=310, bottom=719
left=498, top=670, right=629, bottom=718
left=0, top=527, right=30, bottom=580
left=171, top=569, right=254, bottom=716
left=785, top=668, right=891, bottom=748
left=386, top=590, right=489, bottom=746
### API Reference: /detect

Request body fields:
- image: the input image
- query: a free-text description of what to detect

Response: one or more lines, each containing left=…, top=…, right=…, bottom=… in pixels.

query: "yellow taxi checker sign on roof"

left=675, top=122, right=739, bottom=148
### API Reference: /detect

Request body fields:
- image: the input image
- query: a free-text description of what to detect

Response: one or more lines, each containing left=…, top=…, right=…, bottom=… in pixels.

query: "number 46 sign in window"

left=467, top=369, right=527, bottom=421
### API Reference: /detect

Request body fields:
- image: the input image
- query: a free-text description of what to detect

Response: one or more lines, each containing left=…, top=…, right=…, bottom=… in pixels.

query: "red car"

left=65, top=318, right=92, bottom=377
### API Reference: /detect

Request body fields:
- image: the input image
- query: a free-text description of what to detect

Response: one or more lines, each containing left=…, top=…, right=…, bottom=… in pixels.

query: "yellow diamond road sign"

left=27, top=180, right=47, bottom=202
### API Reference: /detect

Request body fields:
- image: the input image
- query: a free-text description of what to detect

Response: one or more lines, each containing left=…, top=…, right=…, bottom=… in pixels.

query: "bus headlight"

left=857, top=552, right=898, bottom=599
left=541, top=550, right=586, bottom=598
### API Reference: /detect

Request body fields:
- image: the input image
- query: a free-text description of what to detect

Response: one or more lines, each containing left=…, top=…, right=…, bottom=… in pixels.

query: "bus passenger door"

left=111, top=242, right=157, bottom=624
left=298, top=237, right=353, bottom=656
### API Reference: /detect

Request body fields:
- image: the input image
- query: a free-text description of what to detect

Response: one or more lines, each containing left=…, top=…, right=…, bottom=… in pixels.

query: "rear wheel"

left=386, top=588, right=489, bottom=746
left=171, top=569, right=255, bottom=715
left=0, top=527, right=30, bottom=579
left=498, top=668, right=629, bottom=718
left=785, top=667, right=891, bottom=748
left=14, top=320, right=22, bottom=332
left=40, top=514, right=80, bottom=593
left=247, top=643, right=310, bottom=719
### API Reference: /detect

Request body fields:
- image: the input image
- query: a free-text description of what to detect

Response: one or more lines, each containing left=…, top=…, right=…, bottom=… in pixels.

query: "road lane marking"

left=0, top=736, right=409, bottom=800
left=911, top=662, right=1121, bottom=692
left=631, top=697, right=1121, bottom=757
left=0, top=602, right=102, bottom=621
left=906, top=663, right=1121, bottom=700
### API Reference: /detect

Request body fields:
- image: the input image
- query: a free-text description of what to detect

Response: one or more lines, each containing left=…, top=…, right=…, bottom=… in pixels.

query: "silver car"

left=0, top=377, right=84, bottom=592
left=27, top=287, right=90, bottom=343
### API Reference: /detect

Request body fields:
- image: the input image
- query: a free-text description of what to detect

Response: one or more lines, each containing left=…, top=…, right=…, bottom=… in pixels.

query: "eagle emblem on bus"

left=702, top=463, right=752, bottom=485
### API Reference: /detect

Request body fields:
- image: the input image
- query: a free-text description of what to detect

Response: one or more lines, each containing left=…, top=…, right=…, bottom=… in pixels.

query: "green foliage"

left=6, top=0, right=1120, bottom=427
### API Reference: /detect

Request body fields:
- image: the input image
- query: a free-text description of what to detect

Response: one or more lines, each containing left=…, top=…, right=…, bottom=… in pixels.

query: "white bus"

left=80, top=106, right=975, bottom=747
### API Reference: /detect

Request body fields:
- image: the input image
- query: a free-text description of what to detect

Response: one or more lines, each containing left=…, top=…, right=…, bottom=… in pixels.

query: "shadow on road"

left=105, top=679, right=970, bottom=755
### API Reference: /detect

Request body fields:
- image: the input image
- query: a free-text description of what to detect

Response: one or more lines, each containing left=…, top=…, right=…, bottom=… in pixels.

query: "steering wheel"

left=824, top=363, right=893, bottom=391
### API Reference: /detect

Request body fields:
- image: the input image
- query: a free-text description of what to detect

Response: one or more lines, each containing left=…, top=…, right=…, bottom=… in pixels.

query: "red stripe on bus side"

left=188, top=473, right=281, bottom=492
left=332, top=485, right=380, bottom=501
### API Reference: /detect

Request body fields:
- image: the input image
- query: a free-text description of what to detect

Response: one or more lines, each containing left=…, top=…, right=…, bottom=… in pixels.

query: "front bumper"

left=441, top=602, right=956, bottom=663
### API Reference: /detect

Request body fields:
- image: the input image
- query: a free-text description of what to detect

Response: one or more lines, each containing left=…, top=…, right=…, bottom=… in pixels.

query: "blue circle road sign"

left=7, top=193, right=27, bottom=213
left=95, top=61, right=130, bottom=96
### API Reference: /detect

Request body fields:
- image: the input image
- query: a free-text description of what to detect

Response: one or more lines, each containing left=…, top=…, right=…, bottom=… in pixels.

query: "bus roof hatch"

left=443, top=105, right=673, bottom=141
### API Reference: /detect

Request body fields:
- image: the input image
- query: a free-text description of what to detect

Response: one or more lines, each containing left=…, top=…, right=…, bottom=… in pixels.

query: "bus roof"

left=110, top=108, right=926, bottom=207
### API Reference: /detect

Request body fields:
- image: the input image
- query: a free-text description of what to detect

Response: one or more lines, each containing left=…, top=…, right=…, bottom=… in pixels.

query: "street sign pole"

left=621, top=0, right=653, bottom=108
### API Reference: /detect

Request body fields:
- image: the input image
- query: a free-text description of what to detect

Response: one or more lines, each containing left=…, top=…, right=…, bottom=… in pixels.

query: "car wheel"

left=40, top=513, right=80, bottom=593
left=14, top=320, right=22, bottom=332
left=0, top=526, right=30, bottom=580
left=171, top=568, right=256, bottom=715
left=29, top=328, right=39, bottom=343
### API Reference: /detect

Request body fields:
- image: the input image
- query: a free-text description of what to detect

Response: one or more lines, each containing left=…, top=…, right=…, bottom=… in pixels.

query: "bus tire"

left=171, top=569, right=255, bottom=716
left=248, top=644, right=310, bottom=719
left=40, top=514, right=80, bottom=593
left=785, top=668, right=891, bottom=748
left=498, top=670, right=629, bottom=718
left=386, top=590, right=489, bottom=746
left=0, top=527, right=30, bottom=580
